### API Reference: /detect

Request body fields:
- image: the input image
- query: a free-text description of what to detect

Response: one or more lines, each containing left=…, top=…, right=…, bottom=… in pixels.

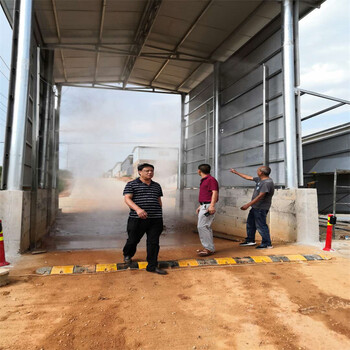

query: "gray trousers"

left=197, top=204, right=215, bottom=252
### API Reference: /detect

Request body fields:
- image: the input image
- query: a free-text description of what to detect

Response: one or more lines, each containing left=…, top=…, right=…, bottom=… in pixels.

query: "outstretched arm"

left=230, top=168, right=254, bottom=181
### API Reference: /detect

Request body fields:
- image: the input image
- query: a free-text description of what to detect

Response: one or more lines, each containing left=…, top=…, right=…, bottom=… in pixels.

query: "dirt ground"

left=0, top=178, right=349, bottom=350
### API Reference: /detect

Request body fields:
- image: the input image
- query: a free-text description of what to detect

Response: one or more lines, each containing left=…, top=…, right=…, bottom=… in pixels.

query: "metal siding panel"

left=186, top=19, right=285, bottom=188
left=218, top=25, right=284, bottom=187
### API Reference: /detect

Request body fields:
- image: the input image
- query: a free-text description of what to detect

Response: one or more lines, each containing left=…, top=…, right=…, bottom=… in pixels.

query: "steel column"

left=213, top=62, right=220, bottom=180
left=282, top=0, right=298, bottom=189
left=178, top=93, right=186, bottom=190
left=7, top=0, right=33, bottom=190
left=332, top=169, right=337, bottom=238
left=294, top=0, right=304, bottom=186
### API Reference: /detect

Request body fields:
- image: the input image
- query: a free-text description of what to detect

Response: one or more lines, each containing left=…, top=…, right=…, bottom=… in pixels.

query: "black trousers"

left=123, top=217, right=163, bottom=270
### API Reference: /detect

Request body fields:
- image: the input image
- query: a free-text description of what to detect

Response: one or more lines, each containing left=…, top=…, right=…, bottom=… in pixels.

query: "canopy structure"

left=1, top=0, right=323, bottom=93
left=0, top=0, right=331, bottom=255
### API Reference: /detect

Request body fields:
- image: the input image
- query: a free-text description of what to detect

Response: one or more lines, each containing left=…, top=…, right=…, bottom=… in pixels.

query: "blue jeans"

left=246, top=208, right=272, bottom=246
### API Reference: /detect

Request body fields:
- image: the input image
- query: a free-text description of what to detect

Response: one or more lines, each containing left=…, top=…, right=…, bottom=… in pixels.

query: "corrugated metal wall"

left=184, top=18, right=285, bottom=188
left=22, top=36, right=39, bottom=189
left=185, top=77, right=214, bottom=188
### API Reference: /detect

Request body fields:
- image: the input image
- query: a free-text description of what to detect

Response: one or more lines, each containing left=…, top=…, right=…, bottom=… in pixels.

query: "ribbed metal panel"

left=185, top=18, right=286, bottom=188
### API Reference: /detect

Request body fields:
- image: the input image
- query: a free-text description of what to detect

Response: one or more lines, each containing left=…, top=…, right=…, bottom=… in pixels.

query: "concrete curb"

left=0, top=269, right=10, bottom=286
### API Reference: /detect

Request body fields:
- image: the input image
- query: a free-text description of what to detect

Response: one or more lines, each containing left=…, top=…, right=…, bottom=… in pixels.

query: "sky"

left=0, top=0, right=349, bottom=176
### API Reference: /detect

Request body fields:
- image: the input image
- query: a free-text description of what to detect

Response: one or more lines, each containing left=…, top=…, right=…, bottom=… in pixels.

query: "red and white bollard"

left=0, top=220, right=10, bottom=266
left=323, top=214, right=335, bottom=252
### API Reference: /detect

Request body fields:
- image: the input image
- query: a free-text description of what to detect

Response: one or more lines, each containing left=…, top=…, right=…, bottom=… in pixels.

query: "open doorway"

left=44, top=86, right=199, bottom=250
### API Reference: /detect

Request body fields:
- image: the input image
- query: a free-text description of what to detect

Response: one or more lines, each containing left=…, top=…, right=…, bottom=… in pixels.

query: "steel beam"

left=176, top=2, right=266, bottom=91
left=52, top=0, right=67, bottom=82
left=6, top=0, right=33, bottom=190
left=301, top=102, right=345, bottom=121
left=0, top=0, right=13, bottom=27
left=62, top=82, right=179, bottom=95
left=282, top=0, right=298, bottom=189
left=150, top=0, right=213, bottom=85
left=93, top=0, right=106, bottom=85
left=121, top=0, right=162, bottom=88
left=43, top=44, right=210, bottom=63
left=298, top=88, right=350, bottom=105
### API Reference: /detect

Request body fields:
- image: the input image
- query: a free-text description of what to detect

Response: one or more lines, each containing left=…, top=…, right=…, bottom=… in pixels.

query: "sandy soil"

left=0, top=178, right=349, bottom=350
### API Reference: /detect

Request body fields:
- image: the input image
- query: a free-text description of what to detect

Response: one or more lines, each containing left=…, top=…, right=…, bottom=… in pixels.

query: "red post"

left=0, top=220, right=10, bottom=266
left=323, top=214, right=335, bottom=252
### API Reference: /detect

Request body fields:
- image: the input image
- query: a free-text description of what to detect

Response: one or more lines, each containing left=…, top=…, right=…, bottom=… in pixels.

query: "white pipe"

left=262, top=63, right=269, bottom=166
left=282, top=0, right=298, bottom=189
left=177, top=93, right=186, bottom=189
left=213, top=62, right=220, bottom=180
left=7, top=0, right=33, bottom=190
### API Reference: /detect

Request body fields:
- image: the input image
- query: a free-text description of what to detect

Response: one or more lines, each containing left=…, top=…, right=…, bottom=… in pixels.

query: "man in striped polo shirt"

left=122, top=163, right=167, bottom=275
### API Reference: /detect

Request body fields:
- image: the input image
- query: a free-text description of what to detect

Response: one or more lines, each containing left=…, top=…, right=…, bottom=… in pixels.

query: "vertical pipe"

left=39, top=51, right=54, bottom=188
left=282, top=0, right=298, bottom=189
left=47, top=85, right=56, bottom=189
left=205, top=103, right=210, bottom=163
left=213, top=62, right=220, bottom=180
left=7, top=0, right=33, bottom=190
left=32, top=46, right=40, bottom=190
left=294, top=0, right=304, bottom=186
left=262, top=63, right=269, bottom=166
left=53, top=85, right=62, bottom=189
left=332, top=169, right=337, bottom=238
left=178, top=93, right=186, bottom=190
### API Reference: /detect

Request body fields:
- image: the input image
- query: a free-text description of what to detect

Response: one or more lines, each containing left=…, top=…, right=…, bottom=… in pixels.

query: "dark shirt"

left=123, top=178, right=163, bottom=218
left=199, top=174, right=219, bottom=203
left=251, top=177, right=275, bottom=210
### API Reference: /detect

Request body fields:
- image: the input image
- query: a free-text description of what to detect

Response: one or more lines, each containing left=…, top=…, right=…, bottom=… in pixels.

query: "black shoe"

left=239, top=241, right=256, bottom=246
left=146, top=267, right=168, bottom=275
left=124, top=256, right=132, bottom=264
left=255, top=244, right=273, bottom=249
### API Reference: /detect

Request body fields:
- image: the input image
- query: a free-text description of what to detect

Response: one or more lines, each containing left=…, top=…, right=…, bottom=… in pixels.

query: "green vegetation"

left=58, top=169, right=73, bottom=193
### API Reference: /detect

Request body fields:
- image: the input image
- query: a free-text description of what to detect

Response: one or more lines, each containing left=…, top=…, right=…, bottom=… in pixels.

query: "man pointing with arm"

left=230, top=166, right=275, bottom=249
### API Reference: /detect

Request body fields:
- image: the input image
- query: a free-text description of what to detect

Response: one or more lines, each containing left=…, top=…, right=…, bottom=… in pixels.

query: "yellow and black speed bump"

left=35, top=254, right=331, bottom=276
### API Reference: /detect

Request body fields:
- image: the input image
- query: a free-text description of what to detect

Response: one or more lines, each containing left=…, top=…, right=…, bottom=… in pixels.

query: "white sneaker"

left=239, top=241, right=256, bottom=246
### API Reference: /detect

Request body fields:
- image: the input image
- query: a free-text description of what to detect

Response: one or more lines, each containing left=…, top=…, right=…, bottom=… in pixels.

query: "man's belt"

left=199, top=201, right=211, bottom=205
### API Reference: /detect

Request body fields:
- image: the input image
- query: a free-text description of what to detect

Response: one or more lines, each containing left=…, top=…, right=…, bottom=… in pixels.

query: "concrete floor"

left=44, top=177, right=205, bottom=251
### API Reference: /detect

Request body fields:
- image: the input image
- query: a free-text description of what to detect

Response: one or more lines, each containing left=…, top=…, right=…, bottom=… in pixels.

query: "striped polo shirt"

left=123, top=178, right=163, bottom=218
